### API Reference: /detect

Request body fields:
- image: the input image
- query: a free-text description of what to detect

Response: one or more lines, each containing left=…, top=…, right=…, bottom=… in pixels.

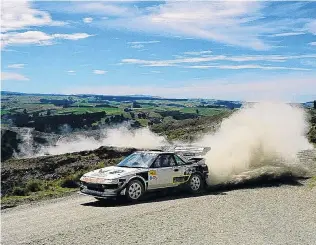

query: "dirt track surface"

left=2, top=182, right=316, bottom=245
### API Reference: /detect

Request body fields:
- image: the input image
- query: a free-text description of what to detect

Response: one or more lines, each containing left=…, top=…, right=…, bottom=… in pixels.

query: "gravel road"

left=2, top=181, right=316, bottom=245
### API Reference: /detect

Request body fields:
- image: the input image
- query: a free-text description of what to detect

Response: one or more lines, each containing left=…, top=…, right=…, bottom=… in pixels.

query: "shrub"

left=26, top=179, right=44, bottom=192
left=95, top=161, right=105, bottom=169
left=60, top=178, right=78, bottom=188
left=12, top=186, right=29, bottom=196
left=59, top=175, right=80, bottom=188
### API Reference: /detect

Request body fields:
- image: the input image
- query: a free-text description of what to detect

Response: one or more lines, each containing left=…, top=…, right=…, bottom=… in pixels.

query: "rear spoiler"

left=173, top=146, right=211, bottom=158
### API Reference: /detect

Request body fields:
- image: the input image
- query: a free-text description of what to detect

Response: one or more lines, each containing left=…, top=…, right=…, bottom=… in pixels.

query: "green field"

left=1, top=94, right=238, bottom=136
left=179, top=107, right=228, bottom=116
left=56, top=107, right=122, bottom=115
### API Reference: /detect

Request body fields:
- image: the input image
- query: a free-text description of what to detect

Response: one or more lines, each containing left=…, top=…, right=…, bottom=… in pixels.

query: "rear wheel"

left=188, top=173, right=203, bottom=193
left=125, top=179, right=144, bottom=201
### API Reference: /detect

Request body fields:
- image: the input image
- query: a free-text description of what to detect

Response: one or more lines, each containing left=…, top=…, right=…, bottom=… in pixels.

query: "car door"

left=147, top=154, right=176, bottom=189
left=172, top=154, right=189, bottom=185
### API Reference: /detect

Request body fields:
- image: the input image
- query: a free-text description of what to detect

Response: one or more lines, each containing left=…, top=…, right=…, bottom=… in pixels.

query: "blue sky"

left=1, top=1, right=316, bottom=102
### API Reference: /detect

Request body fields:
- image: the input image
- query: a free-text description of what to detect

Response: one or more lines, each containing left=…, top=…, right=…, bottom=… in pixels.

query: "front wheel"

left=188, top=173, right=204, bottom=193
left=125, top=179, right=144, bottom=201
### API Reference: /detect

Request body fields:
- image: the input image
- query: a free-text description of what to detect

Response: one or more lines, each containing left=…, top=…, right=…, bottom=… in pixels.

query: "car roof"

left=135, top=150, right=176, bottom=154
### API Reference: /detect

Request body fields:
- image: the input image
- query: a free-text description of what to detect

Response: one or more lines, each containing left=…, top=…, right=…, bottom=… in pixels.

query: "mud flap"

left=120, top=188, right=126, bottom=196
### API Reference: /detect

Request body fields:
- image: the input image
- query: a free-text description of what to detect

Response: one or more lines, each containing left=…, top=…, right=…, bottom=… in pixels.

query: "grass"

left=1, top=159, right=112, bottom=209
left=56, top=107, right=122, bottom=115
left=2, top=186, right=76, bottom=209
left=1, top=109, right=11, bottom=115
left=308, top=176, right=316, bottom=189
left=2, top=178, right=78, bottom=209
left=179, top=107, right=227, bottom=116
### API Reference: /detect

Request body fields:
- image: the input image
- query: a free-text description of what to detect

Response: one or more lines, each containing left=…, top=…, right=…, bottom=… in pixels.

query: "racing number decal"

left=149, top=170, right=157, bottom=176
left=148, top=170, right=157, bottom=180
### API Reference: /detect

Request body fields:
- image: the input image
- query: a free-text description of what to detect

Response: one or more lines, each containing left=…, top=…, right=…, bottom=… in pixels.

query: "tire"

left=187, top=173, right=204, bottom=193
left=125, top=179, right=144, bottom=201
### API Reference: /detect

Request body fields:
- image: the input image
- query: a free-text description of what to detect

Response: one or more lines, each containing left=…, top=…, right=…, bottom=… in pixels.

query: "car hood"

left=82, top=166, right=146, bottom=180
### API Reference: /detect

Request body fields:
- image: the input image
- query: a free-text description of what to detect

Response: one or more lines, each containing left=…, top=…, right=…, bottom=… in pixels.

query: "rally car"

left=79, top=147, right=210, bottom=202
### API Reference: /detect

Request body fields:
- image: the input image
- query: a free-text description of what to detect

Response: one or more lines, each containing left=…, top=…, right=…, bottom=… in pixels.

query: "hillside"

left=1, top=93, right=315, bottom=208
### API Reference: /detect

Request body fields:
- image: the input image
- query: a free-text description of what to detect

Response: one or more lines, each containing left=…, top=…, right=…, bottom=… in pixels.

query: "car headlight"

left=102, top=179, right=119, bottom=184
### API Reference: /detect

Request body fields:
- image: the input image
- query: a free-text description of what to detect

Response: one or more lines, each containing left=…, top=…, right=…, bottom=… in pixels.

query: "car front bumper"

left=79, top=182, right=126, bottom=198
left=80, top=188, right=118, bottom=198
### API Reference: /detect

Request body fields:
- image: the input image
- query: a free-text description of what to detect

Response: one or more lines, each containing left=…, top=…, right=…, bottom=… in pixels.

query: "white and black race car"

left=79, top=147, right=210, bottom=202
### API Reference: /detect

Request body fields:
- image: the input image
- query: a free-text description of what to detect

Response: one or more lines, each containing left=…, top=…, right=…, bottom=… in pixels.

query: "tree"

left=32, top=112, right=39, bottom=118
left=23, top=109, right=27, bottom=114
left=47, top=109, right=51, bottom=116
left=314, top=100, right=316, bottom=109
left=132, top=101, right=141, bottom=108
left=196, top=109, right=199, bottom=114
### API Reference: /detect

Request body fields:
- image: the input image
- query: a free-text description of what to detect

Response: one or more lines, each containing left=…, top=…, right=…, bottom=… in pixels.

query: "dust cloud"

left=35, top=126, right=168, bottom=156
left=197, top=102, right=313, bottom=185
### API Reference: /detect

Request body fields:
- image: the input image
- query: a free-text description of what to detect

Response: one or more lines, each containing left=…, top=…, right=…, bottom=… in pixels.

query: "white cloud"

left=305, top=20, right=316, bottom=35
left=1, top=31, right=92, bottom=48
left=128, top=40, right=160, bottom=49
left=121, top=54, right=316, bottom=67
left=83, top=17, right=93, bottom=23
left=65, top=73, right=316, bottom=102
left=69, top=3, right=137, bottom=17
left=1, top=1, right=92, bottom=49
left=128, top=41, right=160, bottom=45
left=93, top=70, right=107, bottom=75
left=67, top=70, right=76, bottom=75
left=99, top=1, right=271, bottom=50
left=130, top=44, right=144, bottom=49
left=1, top=72, right=29, bottom=81
left=272, top=32, right=305, bottom=37
left=52, top=2, right=316, bottom=50
left=183, top=50, right=212, bottom=56
left=187, top=64, right=310, bottom=71
left=7, top=64, right=25, bottom=69
left=1, top=31, right=52, bottom=48
left=309, top=42, right=316, bottom=46
left=52, top=33, right=93, bottom=40
left=1, top=0, right=65, bottom=32
left=300, top=59, right=316, bottom=67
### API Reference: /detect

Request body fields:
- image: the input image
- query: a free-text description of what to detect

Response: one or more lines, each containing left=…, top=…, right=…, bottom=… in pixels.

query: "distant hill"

left=1, top=90, right=242, bottom=104
left=303, top=101, right=315, bottom=108
left=1, top=91, right=186, bottom=102
left=2, top=90, right=313, bottom=108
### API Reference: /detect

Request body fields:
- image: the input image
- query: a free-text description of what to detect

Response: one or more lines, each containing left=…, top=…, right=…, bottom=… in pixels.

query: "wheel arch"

left=128, top=175, right=147, bottom=190
left=191, top=170, right=205, bottom=179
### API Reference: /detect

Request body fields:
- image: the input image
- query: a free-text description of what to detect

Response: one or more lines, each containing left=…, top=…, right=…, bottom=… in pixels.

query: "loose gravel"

left=2, top=181, right=316, bottom=245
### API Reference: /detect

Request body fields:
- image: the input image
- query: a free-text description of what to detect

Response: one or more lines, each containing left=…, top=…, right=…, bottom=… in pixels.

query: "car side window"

left=174, top=155, right=186, bottom=166
left=168, top=155, right=176, bottom=167
left=153, top=154, right=176, bottom=168
left=152, top=155, right=164, bottom=168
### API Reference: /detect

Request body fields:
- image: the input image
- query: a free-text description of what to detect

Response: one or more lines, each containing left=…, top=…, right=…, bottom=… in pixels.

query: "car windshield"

left=117, top=152, right=159, bottom=168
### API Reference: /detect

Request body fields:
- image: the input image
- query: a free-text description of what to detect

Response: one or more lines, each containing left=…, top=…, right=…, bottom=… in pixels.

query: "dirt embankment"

left=1, top=146, right=137, bottom=196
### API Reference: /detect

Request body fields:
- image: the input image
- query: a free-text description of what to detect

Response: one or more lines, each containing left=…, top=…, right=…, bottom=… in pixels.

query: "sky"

left=1, top=0, right=316, bottom=102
